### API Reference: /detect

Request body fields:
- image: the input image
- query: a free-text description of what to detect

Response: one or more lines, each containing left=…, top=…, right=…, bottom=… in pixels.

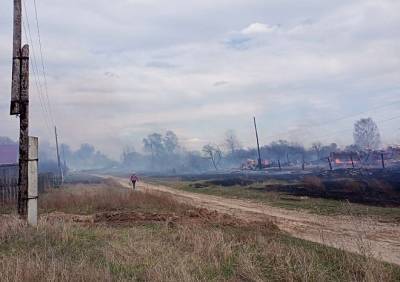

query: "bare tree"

left=202, top=144, right=222, bottom=171
left=224, top=130, right=241, bottom=155
left=353, top=118, right=381, bottom=151
left=311, top=142, right=323, bottom=160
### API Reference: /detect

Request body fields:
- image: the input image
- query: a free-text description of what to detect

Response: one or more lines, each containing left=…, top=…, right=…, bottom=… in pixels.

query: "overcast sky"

left=1, top=0, right=399, bottom=157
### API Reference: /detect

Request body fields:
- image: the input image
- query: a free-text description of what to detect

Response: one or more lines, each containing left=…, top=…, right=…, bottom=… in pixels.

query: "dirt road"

left=114, top=177, right=400, bottom=265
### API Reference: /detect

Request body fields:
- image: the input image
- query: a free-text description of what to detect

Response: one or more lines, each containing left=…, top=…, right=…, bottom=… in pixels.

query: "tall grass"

left=40, top=180, right=192, bottom=215
left=0, top=216, right=398, bottom=281
left=0, top=180, right=399, bottom=281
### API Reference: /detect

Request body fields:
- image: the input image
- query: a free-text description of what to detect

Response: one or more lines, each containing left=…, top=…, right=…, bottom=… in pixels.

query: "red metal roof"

left=0, top=145, right=18, bottom=164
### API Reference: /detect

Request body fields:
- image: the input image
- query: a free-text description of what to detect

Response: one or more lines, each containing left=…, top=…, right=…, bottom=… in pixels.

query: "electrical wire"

left=21, top=0, right=56, bottom=141
left=267, top=100, right=400, bottom=141
left=33, top=0, right=56, bottom=127
left=21, top=7, right=53, bottom=138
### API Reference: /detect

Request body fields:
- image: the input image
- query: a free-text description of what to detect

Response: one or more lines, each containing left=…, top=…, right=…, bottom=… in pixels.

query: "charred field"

left=149, top=168, right=400, bottom=206
left=145, top=168, right=400, bottom=219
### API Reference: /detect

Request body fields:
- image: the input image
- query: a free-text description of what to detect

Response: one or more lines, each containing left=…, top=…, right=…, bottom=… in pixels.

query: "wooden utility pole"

left=381, top=153, right=385, bottom=169
left=54, top=126, right=63, bottom=184
left=62, top=145, right=67, bottom=172
left=18, top=44, right=30, bottom=216
left=253, top=117, right=262, bottom=170
left=327, top=157, right=333, bottom=171
left=10, top=0, right=33, bottom=219
left=10, top=0, right=21, bottom=115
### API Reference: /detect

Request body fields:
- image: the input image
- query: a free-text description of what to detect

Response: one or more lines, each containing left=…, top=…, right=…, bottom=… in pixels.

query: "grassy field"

left=147, top=178, right=400, bottom=222
left=0, top=179, right=399, bottom=281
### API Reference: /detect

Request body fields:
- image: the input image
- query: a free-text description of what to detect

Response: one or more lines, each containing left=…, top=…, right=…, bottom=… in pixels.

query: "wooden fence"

left=0, top=177, right=18, bottom=204
left=0, top=164, right=62, bottom=210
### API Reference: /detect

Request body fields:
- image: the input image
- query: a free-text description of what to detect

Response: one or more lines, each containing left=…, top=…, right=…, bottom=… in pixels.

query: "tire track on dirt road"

left=112, top=176, right=400, bottom=266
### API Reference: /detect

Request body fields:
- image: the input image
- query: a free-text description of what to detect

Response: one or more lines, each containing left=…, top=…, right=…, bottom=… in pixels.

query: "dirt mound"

left=41, top=208, right=277, bottom=230
left=93, top=208, right=274, bottom=228
left=41, top=212, right=94, bottom=224
left=93, top=211, right=179, bottom=226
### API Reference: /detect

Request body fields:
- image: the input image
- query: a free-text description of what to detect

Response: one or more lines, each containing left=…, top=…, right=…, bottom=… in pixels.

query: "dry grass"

left=40, top=179, right=192, bottom=215
left=0, top=179, right=399, bottom=281
left=0, top=216, right=398, bottom=282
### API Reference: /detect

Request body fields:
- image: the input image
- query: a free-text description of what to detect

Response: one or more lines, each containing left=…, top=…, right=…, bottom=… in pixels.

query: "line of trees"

left=120, top=117, right=386, bottom=172
left=0, top=117, right=388, bottom=173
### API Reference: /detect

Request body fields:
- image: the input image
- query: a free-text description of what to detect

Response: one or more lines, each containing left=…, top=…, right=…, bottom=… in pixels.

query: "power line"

left=21, top=0, right=55, bottom=140
left=22, top=1, right=50, bottom=130
left=33, top=0, right=55, bottom=127
left=267, top=100, right=400, bottom=141
left=21, top=4, right=53, bottom=138
left=316, top=114, right=400, bottom=142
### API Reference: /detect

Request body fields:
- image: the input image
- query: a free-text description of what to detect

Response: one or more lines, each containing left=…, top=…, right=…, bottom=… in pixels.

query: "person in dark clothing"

left=130, top=173, right=139, bottom=190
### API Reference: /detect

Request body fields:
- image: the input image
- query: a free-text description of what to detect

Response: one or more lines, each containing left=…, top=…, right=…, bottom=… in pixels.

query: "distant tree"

left=202, top=144, right=222, bottom=171
left=353, top=118, right=381, bottom=150
left=143, top=131, right=182, bottom=170
left=288, top=143, right=306, bottom=164
left=143, top=133, right=165, bottom=166
left=270, top=140, right=290, bottom=163
left=76, top=144, right=96, bottom=160
left=51, top=143, right=116, bottom=170
left=185, top=151, right=207, bottom=172
left=224, top=130, right=241, bottom=155
left=60, top=144, right=72, bottom=159
left=311, top=142, right=323, bottom=160
left=345, top=144, right=361, bottom=152
left=0, top=136, right=16, bottom=145
left=164, top=131, right=179, bottom=154
left=122, top=146, right=139, bottom=165
left=320, top=143, right=338, bottom=159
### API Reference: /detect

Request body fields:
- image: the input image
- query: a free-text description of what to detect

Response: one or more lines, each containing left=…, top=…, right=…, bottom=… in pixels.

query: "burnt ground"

left=42, top=208, right=277, bottom=232
left=146, top=168, right=400, bottom=206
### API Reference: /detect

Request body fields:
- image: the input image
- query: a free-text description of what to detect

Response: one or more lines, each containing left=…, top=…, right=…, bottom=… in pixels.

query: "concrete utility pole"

left=253, top=117, right=262, bottom=170
left=10, top=0, right=37, bottom=224
left=27, top=137, right=38, bottom=226
left=54, top=126, right=63, bottom=184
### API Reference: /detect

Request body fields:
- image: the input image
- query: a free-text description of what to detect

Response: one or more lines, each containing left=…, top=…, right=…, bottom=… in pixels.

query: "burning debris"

left=330, top=148, right=400, bottom=170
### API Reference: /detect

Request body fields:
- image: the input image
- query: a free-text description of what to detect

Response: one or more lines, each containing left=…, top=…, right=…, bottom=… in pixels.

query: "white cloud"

left=241, top=23, right=277, bottom=35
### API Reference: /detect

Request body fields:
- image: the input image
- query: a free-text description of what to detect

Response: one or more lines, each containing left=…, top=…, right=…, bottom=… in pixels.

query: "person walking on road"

left=130, top=173, right=139, bottom=190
